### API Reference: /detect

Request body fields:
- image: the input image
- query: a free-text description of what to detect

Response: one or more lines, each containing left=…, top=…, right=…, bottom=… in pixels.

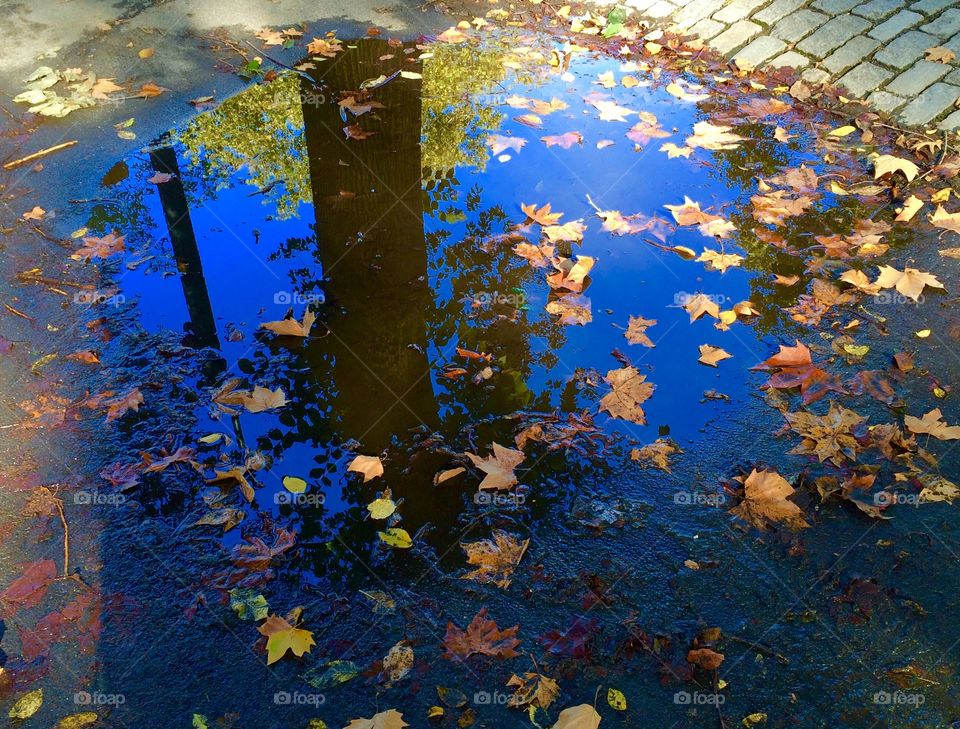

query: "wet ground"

left=3, top=3, right=960, bottom=729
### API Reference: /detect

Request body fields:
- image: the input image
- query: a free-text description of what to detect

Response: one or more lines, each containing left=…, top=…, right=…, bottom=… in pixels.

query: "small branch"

left=52, top=495, right=70, bottom=577
left=3, top=141, right=78, bottom=170
left=727, top=634, right=790, bottom=664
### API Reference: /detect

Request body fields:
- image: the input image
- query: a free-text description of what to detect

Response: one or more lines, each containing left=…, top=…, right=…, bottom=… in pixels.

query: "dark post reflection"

left=149, top=144, right=221, bottom=351
left=300, top=40, right=437, bottom=451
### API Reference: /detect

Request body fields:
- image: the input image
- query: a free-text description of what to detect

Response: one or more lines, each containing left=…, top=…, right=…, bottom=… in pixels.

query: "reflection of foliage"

left=421, top=43, right=508, bottom=176
left=176, top=75, right=310, bottom=218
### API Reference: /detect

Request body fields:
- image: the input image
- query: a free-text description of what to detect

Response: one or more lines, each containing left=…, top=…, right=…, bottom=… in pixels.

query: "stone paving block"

left=837, top=61, right=894, bottom=96
left=873, top=30, right=939, bottom=67
left=645, top=0, right=679, bottom=18
left=921, top=8, right=960, bottom=37
left=938, top=109, right=960, bottom=129
left=689, top=17, right=727, bottom=38
left=812, top=0, right=861, bottom=13
left=754, top=0, right=807, bottom=24
left=945, top=32, right=960, bottom=55
left=885, top=59, right=950, bottom=95
left=771, top=8, right=830, bottom=43
left=946, top=67, right=960, bottom=85
left=733, top=35, right=788, bottom=68
left=773, top=9, right=830, bottom=43
left=713, top=0, right=769, bottom=24
left=797, top=13, right=871, bottom=55
left=674, top=0, right=726, bottom=28
left=910, top=0, right=955, bottom=15
left=821, top=35, right=881, bottom=74
left=711, top=19, right=763, bottom=53
left=869, top=9, right=923, bottom=39
left=868, top=90, right=908, bottom=112
left=853, top=0, right=908, bottom=21
left=769, top=50, right=811, bottom=68
left=899, top=82, right=960, bottom=124
left=625, top=0, right=658, bottom=10
left=802, top=67, right=832, bottom=83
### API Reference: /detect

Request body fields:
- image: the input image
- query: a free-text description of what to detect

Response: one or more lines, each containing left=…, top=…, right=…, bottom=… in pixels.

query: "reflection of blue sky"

left=112, top=47, right=828, bottom=522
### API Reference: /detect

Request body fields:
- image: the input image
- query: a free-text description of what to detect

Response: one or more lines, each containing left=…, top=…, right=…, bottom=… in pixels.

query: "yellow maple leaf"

left=258, top=614, right=315, bottom=664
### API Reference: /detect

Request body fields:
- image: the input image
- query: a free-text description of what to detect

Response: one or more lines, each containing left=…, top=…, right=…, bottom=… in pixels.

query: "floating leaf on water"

left=229, top=588, right=269, bottom=621
left=9, top=688, right=43, bottom=719
left=378, top=528, right=413, bottom=548
left=607, top=687, right=627, bottom=710
left=282, top=476, right=307, bottom=494
left=367, top=497, right=396, bottom=520
left=54, top=712, right=99, bottom=729
left=302, top=660, right=362, bottom=689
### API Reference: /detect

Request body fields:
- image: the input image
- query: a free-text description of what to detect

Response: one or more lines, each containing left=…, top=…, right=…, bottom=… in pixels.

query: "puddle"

left=18, top=22, right=960, bottom=729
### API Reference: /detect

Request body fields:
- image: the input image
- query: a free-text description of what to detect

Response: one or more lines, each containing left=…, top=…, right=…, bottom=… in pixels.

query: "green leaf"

left=192, top=714, right=209, bottom=729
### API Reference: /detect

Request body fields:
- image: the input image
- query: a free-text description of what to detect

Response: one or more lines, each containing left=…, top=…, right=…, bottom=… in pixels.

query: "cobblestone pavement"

left=624, top=0, right=960, bottom=128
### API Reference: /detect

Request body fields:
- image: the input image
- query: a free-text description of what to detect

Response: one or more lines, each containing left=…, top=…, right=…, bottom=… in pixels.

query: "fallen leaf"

left=258, top=614, right=315, bottom=664
left=874, top=265, right=944, bottom=301
left=466, top=442, right=525, bottom=490
left=895, top=195, right=923, bottom=222
left=874, top=154, right=919, bottom=182
left=348, top=454, right=383, bottom=482
left=682, top=294, right=720, bottom=321
left=624, top=315, right=657, bottom=347
left=506, top=672, right=560, bottom=709
left=71, top=231, right=125, bottom=261
left=522, top=202, right=563, bottom=226
left=698, top=345, right=732, bottom=367
left=8, top=688, right=42, bottom=719
left=242, top=386, right=287, bottom=413
left=630, top=438, right=681, bottom=472
left=105, top=387, right=144, bottom=422
left=599, top=366, right=654, bottom=425
left=442, top=608, right=520, bottom=661
left=688, top=647, right=725, bottom=670
left=904, top=409, right=960, bottom=440
left=344, top=709, right=408, bottom=729
left=307, top=37, right=344, bottom=57
left=378, top=528, right=413, bottom=548
left=926, top=46, right=956, bottom=63
left=551, top=704, right=601, bottom=729
left=260, top=309, right=316, bottom=337
left=730, top=469, right=809, bottom=530
left=542, top=131, right=583, bottom=148
left=461, top=530, right=529, bottom=588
